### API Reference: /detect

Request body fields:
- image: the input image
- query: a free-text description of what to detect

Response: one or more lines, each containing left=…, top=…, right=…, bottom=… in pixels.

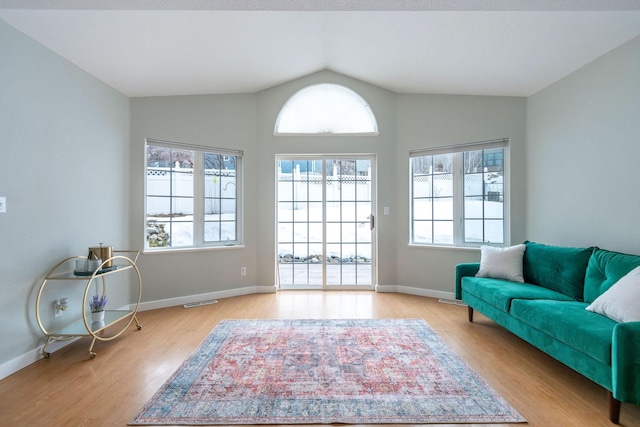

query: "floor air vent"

left=183, top=299, right=218, bottom=308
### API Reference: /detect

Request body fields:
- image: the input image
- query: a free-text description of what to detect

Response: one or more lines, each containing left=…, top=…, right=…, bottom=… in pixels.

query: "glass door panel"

left=277, top=156, right=375, bottom=289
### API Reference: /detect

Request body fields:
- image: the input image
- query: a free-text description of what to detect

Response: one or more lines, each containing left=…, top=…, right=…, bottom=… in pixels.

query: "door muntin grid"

left=277, top=157, right=374, bottom=288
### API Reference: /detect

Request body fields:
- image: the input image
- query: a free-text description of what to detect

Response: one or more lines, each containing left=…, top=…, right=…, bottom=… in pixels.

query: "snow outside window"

left=145, top=140, right=243, bottom=251
left=410, top=139, right=508, bottom=247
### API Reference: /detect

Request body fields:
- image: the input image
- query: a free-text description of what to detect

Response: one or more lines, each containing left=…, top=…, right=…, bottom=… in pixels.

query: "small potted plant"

left=90, top=294, right=108, bottom=322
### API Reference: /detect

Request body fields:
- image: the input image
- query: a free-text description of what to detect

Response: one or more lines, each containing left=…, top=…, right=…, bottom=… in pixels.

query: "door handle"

left=370, top=214, right=374, bottom=230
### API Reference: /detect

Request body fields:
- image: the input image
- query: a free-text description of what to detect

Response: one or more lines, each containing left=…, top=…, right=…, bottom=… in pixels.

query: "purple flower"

left=90, top=295, right=108, bottom=313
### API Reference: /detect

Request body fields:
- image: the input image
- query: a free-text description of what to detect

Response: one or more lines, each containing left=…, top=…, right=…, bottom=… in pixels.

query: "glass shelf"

left=51, top=310, right=134, bottom=336
left=46, top=265, right=133, bottom=281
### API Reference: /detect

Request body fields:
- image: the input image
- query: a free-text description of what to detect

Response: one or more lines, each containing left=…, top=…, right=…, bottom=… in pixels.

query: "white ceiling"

left=1, top=1, right=640, bottom=97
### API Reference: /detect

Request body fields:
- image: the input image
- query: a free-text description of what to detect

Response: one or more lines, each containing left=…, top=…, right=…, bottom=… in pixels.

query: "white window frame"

left=409, top=138, right=510, bottom=248
left=144, top=139, right=243, bottom=252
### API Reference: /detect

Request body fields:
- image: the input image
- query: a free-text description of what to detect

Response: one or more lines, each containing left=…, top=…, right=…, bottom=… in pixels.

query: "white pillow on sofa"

left=586, top=266, right=640, bottom=323
left=475, top=244, right=526, bottom=283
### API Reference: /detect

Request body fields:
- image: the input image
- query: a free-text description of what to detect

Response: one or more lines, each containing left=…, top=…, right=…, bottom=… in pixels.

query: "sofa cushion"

left=476, top=244, right=526, bottom=283
left=522, top=241, right=594, bottom=301
left=462, top=276, right=574, bottom=313
left=584, top=248, right=640, bottom=304
left=510, top=299, right=616, bottom=365
left=586, top=266, right=640, bottom=322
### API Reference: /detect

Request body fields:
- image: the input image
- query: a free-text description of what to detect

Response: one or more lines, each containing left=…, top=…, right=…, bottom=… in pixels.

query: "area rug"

left=130, top=319, right=525, bottom=425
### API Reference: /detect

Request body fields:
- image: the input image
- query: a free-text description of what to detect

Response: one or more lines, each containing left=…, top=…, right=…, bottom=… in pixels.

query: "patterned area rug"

left=130, top=319, right=525, bottom=425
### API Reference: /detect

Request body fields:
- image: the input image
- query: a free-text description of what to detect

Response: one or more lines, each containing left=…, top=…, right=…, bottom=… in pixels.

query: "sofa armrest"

left=455, top=263, right=480, bottom=300
left=612, top=321, right=640, bottom=405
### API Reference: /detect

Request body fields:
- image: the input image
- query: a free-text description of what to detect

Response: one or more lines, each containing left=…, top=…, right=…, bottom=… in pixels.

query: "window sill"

left=143, top=245, right=246, bottom=255
left=407, top=244, right=481, bottom=252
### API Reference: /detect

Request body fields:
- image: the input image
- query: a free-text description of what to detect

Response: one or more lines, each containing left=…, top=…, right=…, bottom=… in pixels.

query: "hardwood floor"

left=1, top=291, right=638, bottom=426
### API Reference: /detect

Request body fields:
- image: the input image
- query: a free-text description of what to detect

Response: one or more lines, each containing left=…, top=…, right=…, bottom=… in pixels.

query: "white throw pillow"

left=586, top=266, right=640, bottom=323
left=475, top=244, right=526, bottom=283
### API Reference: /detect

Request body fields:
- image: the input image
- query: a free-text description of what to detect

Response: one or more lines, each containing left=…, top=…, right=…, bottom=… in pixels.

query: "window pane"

left=413, top=175, right=431, bottom=198
left=326, top=201, right=341, bottom=221
left=278, top=180, right=294, bottom=202
left=147, top=171, right=170, bottom=196
left=463, top=147, right=505, bottom=244
left=275, top=84, right=378, bottom=135
left=278, top=223, right=293, bottom=243
left=326, top=223, right=341, bottom=243
left=293, top=224, right=308, bottom=242
left=221, top=222, right=236, bottom=241
left=464, top=219, right=483, bottom=243
left=464, top=173, right=483, bottom=196
left=278, top=202, right=293, bottom=221
left=308, top=202, right=323, bottom=222
left=172, top=196, right=193, bottom=216
left=308, top=223, right=323, bottom=243
left=147, top=196, right=170, bottom=215
left=464, top=196, right=484, bottom=218
left=413, top=221, right=432, bottom=244
left=357, top=226, right=371, bottom=243
left=205, top=222, right=220, bottom=242
left=342, top=223, right=356, bottom=243
left=293, top=244, right=308, bottom=260
left=356, top=245, right=372, bottom=260
left=484, top=220, right=504, bottom=244
left=413, top=199, right=432, bottom=220
left=356, top=202, right=371, bottom=225
left=433, top=221, right=453, bottom=244
left=341, top=202, right=356, bottom=222
left=146, top=221, right=171, bottom=248
left=171, top=221, right=193, bottom=247
left=433, top=198, right=453, bottom=220
left=293, top=207, right=308, bottom=222
left=434, top=173, right=453, bottom=197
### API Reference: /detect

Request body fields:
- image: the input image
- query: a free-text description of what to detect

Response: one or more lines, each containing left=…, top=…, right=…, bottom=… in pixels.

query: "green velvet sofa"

left=455, top=242, right=640, bottom=424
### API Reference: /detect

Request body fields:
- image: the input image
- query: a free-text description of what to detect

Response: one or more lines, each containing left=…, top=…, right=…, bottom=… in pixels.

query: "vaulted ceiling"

left=1, top=0, right=640, bottom=97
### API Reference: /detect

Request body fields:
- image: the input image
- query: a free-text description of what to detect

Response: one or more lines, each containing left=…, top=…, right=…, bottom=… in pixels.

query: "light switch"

left=0, top=197, right=5, bottom=213
left=384, top=206, right=389, bottom=215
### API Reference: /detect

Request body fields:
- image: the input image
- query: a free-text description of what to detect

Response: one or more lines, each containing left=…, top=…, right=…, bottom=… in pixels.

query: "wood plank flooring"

left=1, top=291, right=638, bottom=426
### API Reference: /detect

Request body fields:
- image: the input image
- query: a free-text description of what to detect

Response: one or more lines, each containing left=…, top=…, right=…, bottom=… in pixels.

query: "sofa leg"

left=608, top=391, right=621, bottom=424
left=468, top=306, right=474, bottom=322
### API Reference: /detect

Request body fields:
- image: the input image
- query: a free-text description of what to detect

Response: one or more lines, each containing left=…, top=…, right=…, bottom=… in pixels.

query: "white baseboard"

left=135, top=286, right=277, bottom=312
left=0, top=337, right=80, bottom=381
left=2, top=284, right=452, bottom=380
left=376, top=284, right=456, bottom=301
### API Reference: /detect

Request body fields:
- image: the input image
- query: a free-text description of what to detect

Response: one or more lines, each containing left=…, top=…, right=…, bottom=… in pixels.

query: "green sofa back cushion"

left=584, top=248, right=640, bottom=304
left=523, top=241, right=594, bottom=301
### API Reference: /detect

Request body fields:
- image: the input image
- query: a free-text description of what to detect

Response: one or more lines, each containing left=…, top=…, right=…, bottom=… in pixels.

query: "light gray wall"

left=526, top=36, right=640, bottom=254
left=130, top=94, right=260, bottom=301
left=0, top=21, right=130, bottom=366
left=131, top=70, right=527, bottom=296
left=395, top=94, right=527, bottom=294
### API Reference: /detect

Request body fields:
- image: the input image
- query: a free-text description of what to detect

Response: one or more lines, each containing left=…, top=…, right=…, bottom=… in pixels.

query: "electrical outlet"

left=0, top=197, right=6, bottom=213
left=240, top=267, right=247, bottom=276
left=54, top=298, right=68, bottom=318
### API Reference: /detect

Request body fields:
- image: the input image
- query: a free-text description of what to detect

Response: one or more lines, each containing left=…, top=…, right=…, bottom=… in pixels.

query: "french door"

left=276, top=155, right=376, bottom=289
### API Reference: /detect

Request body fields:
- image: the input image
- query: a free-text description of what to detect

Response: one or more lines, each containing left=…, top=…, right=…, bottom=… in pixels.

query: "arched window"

left=274, top=84, right=379, bottom=135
